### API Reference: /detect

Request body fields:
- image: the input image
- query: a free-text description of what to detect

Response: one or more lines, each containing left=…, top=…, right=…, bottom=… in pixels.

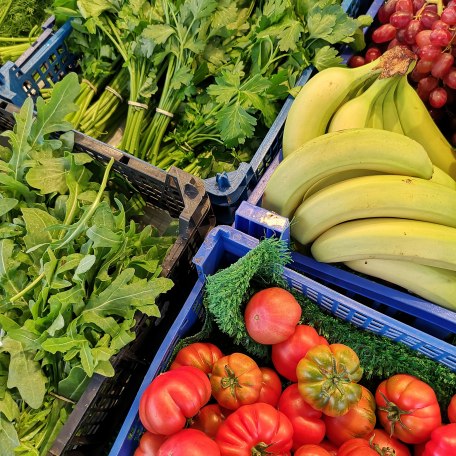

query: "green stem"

left=10, top=271, right=45, bottom=303
left=0, top=0, right=12, bottom=27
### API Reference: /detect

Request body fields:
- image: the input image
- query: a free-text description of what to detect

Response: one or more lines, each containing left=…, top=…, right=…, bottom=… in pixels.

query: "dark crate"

left=0, top=99, right=215, bottom=456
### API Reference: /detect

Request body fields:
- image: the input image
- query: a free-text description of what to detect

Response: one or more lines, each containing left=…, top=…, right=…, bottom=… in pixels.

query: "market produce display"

left=0, top=74, right=177, bottom=455
left=37, top=0, right=373, bottom=178
left=131, top=237, right=456, bottom=455
left=262, top=36, right=456, bottom=311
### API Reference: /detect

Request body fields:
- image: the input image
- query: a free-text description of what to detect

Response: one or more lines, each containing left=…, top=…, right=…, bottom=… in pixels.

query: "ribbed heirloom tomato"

left=338, top=438, right=389, bottom=456
left=189, top=404, right=226, bottom=439
left=422, top=423, right=456, bottom=456
left=139, top=366, right=212, bottom=435
left=210, top=352, right=262, bottom=410
left=157, top=429, right=221, bottom=456
left=169, top=342, right=223, bottom=374
left=215, top=402, right=293, bottom=456
left=375, top=374, right=441, bottom=444
left=324, top=385, right=376, bottom=446
left=294, top=444, right=331, bottom=456
left=258, top=367, right=283, bottom=407
left=244, top=287, right=302, bottom=344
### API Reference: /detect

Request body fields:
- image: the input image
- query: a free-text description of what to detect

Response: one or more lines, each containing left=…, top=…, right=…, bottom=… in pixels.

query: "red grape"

left=419, top=45, right=443, bottom=61
left=413, top=0, right=426, bottom=12
left=420, top=11, right=440, bottom=28
left=348, top=55, right=366, bottom=68
left=390, top=11, right=413, bottom=28
left=416, top=29, right=433, bottom=48
left=396, top=28, right=407, bottom=43
left=423, top=4, right=438, bottom=13
left=443, top=68, right=456, bottom=89
left=384, top=0, right=400, bottom=16
left=432, top=20, right=450, bottom=30
left=396, top=0, right=414, bottom=12
left=405, top=20, right=423, bottom=44
left=430, top=28, right=453, bottom=47
left=432, top=52, right=455, bottom=78
left=415, top=59, right=434, bottom=74
left=372, top=24, right=397, bottom=43
left=418, top=75, right=439, bottom=92
left=411, top=66, right=430, bottom=81
left=387, top=38, right=401, bottom=49
left=441, top=7, right=456, bottom=25
left=365, top=47, right=382, bottom=62
left=429, top=87, right=448, bottom=108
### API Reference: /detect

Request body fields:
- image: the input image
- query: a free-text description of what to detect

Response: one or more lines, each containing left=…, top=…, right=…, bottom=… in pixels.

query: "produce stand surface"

left=108, top=223, right=456, bottom=456
left=0, top=0, right=377, bottom=224
left=0, top=99, right=215, bottom=455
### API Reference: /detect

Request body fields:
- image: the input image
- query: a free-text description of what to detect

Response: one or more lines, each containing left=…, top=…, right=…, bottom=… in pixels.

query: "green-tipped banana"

left=311, top=218, right=456, bottom=271
left=262, top=128, right=433, bottom=219
left=328, top=76, right=398, bottom=132
left=431, top=166, right=456, bottom=189
left=366, top=79, right=390, bottom=130
left=292, top=174, right=456, bottom=245
left=282, top=60, right=381, bottom=158
left=396, top=76, right=456, bottom=179
left=345, top=259, right=456, bottom=312
left=382, top=77, right=403, bottom=134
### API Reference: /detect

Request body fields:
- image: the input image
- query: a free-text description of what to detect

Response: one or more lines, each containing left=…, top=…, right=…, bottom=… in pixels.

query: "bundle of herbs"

left=0, top=73, right=176, bottom=455
left=50, top=0, right=372, bottom=177
left=0, top=0, right=52, bottom=63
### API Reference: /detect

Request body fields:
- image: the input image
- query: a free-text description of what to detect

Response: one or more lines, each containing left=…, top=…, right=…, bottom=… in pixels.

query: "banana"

left=282, top=60, right=381, bottom=158
left=382, top=77, right=403, bottom=134
left=311, top=218, right=456, bottom=271
left=292, top=174, right=456, bottom=245
left=303, top=169, right=384, bottom=200
left=396, top=76, right=456, bottom=179
left=345, top=259, right=456, bottom=312
left=328, top=76, right=398, bottom=132
left=366, top=79, right=389, bottom=130
left=262, top=128, right=433, bottom=219
left=431, top=165, right=456, bottom=190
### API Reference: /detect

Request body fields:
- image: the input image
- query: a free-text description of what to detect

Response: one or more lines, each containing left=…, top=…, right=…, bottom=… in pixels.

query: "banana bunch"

left=262, top=45, right=456, bottom=311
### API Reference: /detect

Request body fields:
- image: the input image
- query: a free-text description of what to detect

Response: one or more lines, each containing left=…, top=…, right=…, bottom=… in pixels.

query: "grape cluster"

left=348, top=0, right=456, bottom=144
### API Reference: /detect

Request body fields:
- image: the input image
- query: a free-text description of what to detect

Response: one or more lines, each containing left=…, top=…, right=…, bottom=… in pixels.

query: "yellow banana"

left=366, top=79, right=390, bottom=130
left=328, top=76, right=398, bottom=132
left=282, top=60, right=381, bottom=158
left=311, top=218, right=456, bottom=271
left=292, top=174, right=456, bottom=245
left=382, top=77, right=403, bottom=134
left=262, top=128, right=433, bottom=219
left=431, top=165, right=456, bottom=189
left=345, top=259, right=456, bottom=312
left=396, top=76, right=456, bottom=179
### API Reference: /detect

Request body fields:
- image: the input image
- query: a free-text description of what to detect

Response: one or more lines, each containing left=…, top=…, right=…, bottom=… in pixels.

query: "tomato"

left=258, top=367, right=282, bottom=407
left=210, top=353, right=262, bottom=410
left=170, top=342, right=223, bottom=375
left=375, top=374, right=441, bottom=444
left=296, top=343, right=363, bottom=417
left=414, top=443, right=426, bottom=456
left=277, top=383, right=325, bottom=450
left=324, top=385, right=376, bottom=446
left=139, top=366, right=211, bottom=435
left=337, top=438, right=382, bottom=456
left=244, top=287, right=302, bottom=344
left=271, top=325, right=329, bottom=382
left=215, top=402, right=293, bottom=456
left=319, top=440, right=338, bottom=455
left=190, top=404, right=226, bottom=439
left=448, top=393, right=456, bottom=423
left=365, top=429, right=411, bottom=456
left=422, top=423, right=456, bottom=456
left=134, top=432, right=167, bottom=456
left=294, top=444, right=331, bottom=456
left=157, top=429, right=221, bottom=456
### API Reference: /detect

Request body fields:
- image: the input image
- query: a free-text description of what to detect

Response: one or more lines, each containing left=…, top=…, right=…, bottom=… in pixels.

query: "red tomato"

left=324, top=385, right=376, bottom=446
left=210, top=353, right=262, bottom=410
left=271, top=325, right=329, bottom=382
left=414, top=443, right=426, bottom=456
left=134, top=432, right=167, bottom=456
left=277, top=383, right=325, bottom=450
left=337, top=438, right=382, bottom=455
left=170, top=342, right=223, bottom=374
left=139, top=366, right=211, bottom=435
left=158, top=429, right=221, bottom=456
left=258, top=367, right=282, bottom=407
left=319, top=440, right=338, bottom=455
left=244, top=287, right=301, bottom=344
left=294, top=444, right=331, bottom=456
left=215, top=402, right=293, bottom=455
left=422, top=423, right=456, bottom=456
left=448, top=394, right=456, bottom=423
left=376, top=374, right=441, bottom=444
left=365, top=429, right=411, bottom=456
left=190, top=404, right=226, bottom=439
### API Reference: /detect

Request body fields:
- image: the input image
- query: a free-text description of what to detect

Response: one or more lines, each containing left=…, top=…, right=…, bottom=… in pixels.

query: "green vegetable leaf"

left=141, top=24, right=175, bottom=45
left=217, top=103, right=257, bottom=147
left=22, top=208, right=59, bottom=255
left=170, top=66, right=194, bottom=91
left=80, top=341, right=95, bottom=377
left=0, top=414, right=19, bottom=455
left=0, top=197, right=18, bottom=217
left=86, top=225, right=122, bottom=249
left=25, top=157, right=68, bottom=195
left=0, top=391, right=20, bottom=422
left=312, top=45, right=343, bottom=70
left=57, top=366, right=90, bottom=402
left=277, top=18, right=304, bottom=52
left=76, top=0, right=114, bottom=19
left=0, top=239, right=22, bottom=298
left=41, top=336, right=85, bottom=354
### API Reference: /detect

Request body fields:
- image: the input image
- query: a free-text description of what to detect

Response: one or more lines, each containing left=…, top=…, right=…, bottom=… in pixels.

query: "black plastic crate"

left=0, top=99, right=215, bottom=456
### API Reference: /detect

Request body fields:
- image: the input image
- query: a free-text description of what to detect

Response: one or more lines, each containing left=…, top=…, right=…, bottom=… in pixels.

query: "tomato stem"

left=221, top=365, right=241, bottom=398
left=378, top=391, right=412, bottom=437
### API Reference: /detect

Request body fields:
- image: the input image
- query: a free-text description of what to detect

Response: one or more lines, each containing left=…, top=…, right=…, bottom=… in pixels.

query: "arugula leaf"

left=57, top=366, right=90, bottom=401
left=0, top=415, right=19, bottom=456
left=25, top=157, right=69, bottom=195
left=22, top=208, right=59, bottom=256
left=0, top=198, right=18, bottom=218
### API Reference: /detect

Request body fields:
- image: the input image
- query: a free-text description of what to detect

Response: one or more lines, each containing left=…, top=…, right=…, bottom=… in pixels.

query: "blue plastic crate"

left=0, top=0, right=375, bottom=224
left=108, top=224, right=456, bottom=456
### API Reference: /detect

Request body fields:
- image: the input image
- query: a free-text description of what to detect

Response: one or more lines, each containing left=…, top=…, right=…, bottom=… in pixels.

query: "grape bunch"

left=348, top=0, right=456, bottom=144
